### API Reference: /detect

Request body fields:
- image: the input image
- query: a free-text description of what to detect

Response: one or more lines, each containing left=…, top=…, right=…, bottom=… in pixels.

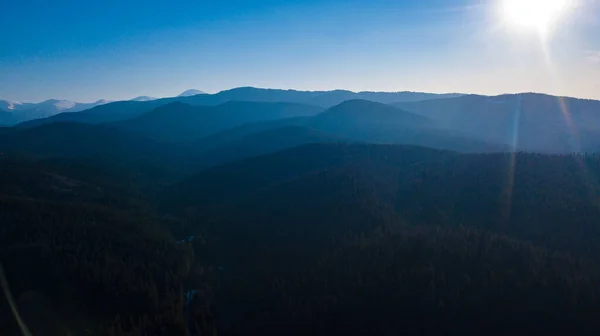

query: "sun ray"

left=502, top=94, right=522, bottom=231
left=501, top=0, right=571, bottom=37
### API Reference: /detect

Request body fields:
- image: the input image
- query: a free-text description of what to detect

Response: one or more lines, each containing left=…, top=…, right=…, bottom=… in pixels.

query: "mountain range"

left=0, top=89, right=207, bottom=126
left=395, top=93, right=600, bottom=153
left=0, top=99, right=112, bottom=125
left=112, top=101, right=324, bottom=142
left=3, top=99, right=506, bottom=176
left=6, top=86, right=600, bottom=334
left=15, top=87, right=461, bottom=127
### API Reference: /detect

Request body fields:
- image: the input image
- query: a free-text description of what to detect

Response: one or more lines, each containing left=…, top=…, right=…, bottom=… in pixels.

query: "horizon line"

left=2, top=86, right=598, bottom=105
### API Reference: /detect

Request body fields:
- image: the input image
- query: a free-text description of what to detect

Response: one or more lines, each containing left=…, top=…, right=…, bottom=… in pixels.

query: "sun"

left=502, top=0, right=570, bottom=34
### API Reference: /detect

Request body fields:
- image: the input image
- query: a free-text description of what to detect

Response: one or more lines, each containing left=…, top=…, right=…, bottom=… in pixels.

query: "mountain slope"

left=114, top=101, right=324, bottom=142
left=309, top=99, right=431, bottom=129
left=164, top=144, right=452, bottom=214
left=166, top=142, right=600, bottom=260
left=0, top=156, right=153, bottom=211
left=6, top=138, right=600, bottom=334
left=162, top=143, right=600, bottom=334
left=187, top=100, right=505, bottom=155
left=395, top=93, right=600, bottom=153
left=0, top=109, right=18, bottom=126
left=17, top=99, right=173, bottom=128
left=192, top=117, right=310, bottom=152
left=0, top=122, right=199, bottom=179
left=304, top=100, right=506, bottom=152
left=0, top=168, right=195, bottom=334
left=196, top=126, right=345, bottom=168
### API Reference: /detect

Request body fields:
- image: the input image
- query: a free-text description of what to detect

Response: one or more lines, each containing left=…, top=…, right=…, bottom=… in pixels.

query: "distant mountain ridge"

left=0, top=98, right=112, bottom=125
left=395, top=93, right=600, bottom=153
left=113, top=101, right=325, bottom=142
left=187, top=99, right=507, bottom=158
left=17, top=87, right=463, bottom=127
left=14, top=88, right=600, bottom=155
left=130, top=96, right=157, bottom=102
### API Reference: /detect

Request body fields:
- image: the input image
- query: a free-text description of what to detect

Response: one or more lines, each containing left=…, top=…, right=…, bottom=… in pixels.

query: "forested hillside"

left=160, top=144, right=600, bottom=334
left=4, top=117, right=600, bottom=335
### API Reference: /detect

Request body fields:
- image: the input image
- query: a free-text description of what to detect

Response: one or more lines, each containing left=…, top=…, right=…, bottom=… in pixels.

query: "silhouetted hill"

left=192, top=117, right=311, bottom=152
left=114, top=101, right=324, bottom=142
left=395, top=93, right=600, bottom=153
left=196, top=126, right=346, bottom=167
left=0, top=122, right=198, bottom=180
left=304, top=100, right=507, bottom=152
left=309, top=99, right=431, bottom=129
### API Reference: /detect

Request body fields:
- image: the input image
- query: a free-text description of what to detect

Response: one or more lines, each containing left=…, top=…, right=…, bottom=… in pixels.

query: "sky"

left=1, top=0, right=599, bottom=102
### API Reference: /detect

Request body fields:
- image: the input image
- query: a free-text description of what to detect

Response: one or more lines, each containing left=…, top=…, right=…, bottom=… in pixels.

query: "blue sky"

left=1, top=0, right=599, bottom=102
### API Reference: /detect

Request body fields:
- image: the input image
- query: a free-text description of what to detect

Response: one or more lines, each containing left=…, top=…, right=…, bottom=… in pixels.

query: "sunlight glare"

left=502, top=0, right=570, bottom=34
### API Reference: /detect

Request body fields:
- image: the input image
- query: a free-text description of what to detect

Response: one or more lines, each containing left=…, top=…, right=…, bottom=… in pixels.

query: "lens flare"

left=502, top=0, right=570, bottom=34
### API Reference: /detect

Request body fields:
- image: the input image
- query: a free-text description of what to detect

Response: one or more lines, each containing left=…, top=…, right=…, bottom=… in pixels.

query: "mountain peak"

left=130, top=96, right=157, bottom=102
left=39, top=99, right=76, bottom=110
left=178, top=89, right=206, bottom=97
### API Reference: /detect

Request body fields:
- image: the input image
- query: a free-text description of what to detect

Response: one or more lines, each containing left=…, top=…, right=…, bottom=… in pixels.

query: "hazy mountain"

left=0, top=108, right=18, bottom=126
left=0, top=100, right=35, bottom=111
left=191, top=99, right=507, bottom=154
left=114, top=101, right=324, bottom=142
left=17, top=87, right=462, bottom=128
left=0, top=99, right=111, bottom=125
left=178, top=89, right=206, bottom=97
left=309, top=99, right=431, bottom=130
left=180, top=87, right=462, bottom=108
left=22, top=89, right=600, bottom=154
left=18, top=99, right=172, bottom=128
left=130, top=96, right=157, bottom=102
left=395, top=93, right=600, bottom=153
left=68, top=99, right=113, bottom=112
left=307, top=90, right=462, bottom=107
